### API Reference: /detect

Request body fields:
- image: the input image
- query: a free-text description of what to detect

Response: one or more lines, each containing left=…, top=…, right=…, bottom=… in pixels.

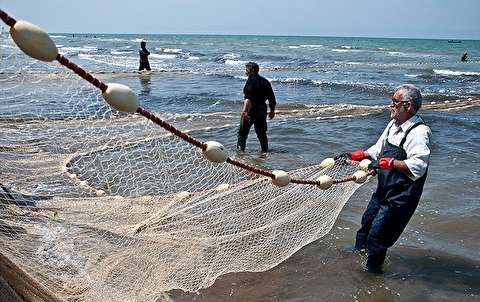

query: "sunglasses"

left=391, top=98, right=411, bottom=106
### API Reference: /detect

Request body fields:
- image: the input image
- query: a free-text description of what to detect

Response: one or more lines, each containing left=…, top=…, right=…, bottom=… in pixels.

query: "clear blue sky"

left=1, top=0, right=479, bottom=39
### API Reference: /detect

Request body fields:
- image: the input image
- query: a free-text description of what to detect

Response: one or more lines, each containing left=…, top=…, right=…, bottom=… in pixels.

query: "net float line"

left=0, top=8, right=372, bottom=188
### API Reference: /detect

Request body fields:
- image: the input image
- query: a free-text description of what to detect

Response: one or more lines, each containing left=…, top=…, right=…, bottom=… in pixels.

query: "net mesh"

left=1, top=32, right=366, bottom=301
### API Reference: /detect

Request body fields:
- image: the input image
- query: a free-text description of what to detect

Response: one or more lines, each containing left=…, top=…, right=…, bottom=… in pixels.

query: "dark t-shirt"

left=139, top=48, right=150, bottom=62
left=243, top=74, right=276, bottom=114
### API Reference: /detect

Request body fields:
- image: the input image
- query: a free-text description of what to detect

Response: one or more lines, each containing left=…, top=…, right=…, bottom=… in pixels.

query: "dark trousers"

left=237, top=112, right=268, bottom=152
left=139, top=60, right=151, bottom=71
left=355, top=193, right=418, bottom=270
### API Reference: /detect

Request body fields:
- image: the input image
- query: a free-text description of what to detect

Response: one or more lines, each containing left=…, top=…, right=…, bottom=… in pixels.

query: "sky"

left=1, top=0, right=479, bottom=39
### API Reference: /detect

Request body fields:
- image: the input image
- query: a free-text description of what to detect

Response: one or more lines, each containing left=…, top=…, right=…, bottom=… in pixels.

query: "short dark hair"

left=245, top=62, right=259, bottom=75
left=141, top=41, right=146, bottom=47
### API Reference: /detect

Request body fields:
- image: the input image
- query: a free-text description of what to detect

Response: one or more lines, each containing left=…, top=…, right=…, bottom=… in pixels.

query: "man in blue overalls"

left=343, top=84, right=432, bottom=273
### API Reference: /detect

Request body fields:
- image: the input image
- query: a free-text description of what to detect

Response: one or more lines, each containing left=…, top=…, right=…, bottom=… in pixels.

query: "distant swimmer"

left=237, top=62, right=276, bottom=153
left=461, top=52, right=468, bottom=62
left=337, top=84, right=431, bottom=274
left=139, top=41, right=151, bottom=71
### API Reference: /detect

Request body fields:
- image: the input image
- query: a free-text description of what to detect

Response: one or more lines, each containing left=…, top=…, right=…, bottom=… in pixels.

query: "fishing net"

left=0, top=11, right=373, bottom=302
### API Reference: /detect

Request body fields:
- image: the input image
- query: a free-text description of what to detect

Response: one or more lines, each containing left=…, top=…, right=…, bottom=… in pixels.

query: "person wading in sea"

left=338, top=84, right=432, bottom=273
left=138, top=41, right=151, bottom=71
left=237, top=62, right=276, bottom=153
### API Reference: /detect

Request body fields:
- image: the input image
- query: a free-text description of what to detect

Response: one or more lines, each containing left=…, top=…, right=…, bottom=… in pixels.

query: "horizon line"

left=50, top=32, right=480, bottom=42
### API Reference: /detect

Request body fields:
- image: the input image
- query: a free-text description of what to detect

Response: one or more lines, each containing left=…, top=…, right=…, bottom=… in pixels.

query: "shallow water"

left=1, top=33, right=479, bottom=301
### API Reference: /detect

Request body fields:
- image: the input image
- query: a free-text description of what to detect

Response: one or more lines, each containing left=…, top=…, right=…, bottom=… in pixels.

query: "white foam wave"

left=97, top=37, right=132, bottom=43
left=77, top=54, right=129, bottom=67
left=187, top=56, right=200, bottom=61
left=164, top=48, right=182, bottom=53
left=332, top=49, right=358, bottom=53
left=405, top=74, right=421, bottom=78
left=333, top=61, right=362, bottom=65
left=111, top=50, right=133, bottom=55
left=131, top=38, right=144, bottom=43
left=388, top=51, right=404, bottom=56
left=223, top=53, right=240, bottom=59
left=434, top=69, right=480, bottom=76
left=299, top=44, right=323, bottom=48
left=150, top=54, right=176, bottom=60
left=225, top=59, right=247, bottom=66
left=289, top=44, right=323, bottom=49
left=59, top=46, right=98, bottom=53
left=340, top=45, right=358, bottom=49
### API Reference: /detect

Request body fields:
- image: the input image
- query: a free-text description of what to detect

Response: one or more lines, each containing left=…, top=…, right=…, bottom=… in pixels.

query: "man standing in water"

left=237, top=62, right=276, bottom=152
left=340, top=84, right=431, bottom=273
left=138, top=41, right=151, bottom=71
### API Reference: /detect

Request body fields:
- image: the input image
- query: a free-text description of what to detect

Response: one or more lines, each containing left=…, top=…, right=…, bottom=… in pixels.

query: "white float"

left=272, top=170, right=290, bottom=187
left=177, top=191, right=191, bottom=200
left=320, top=157, right=335, bottom=169
left=10, top=20, right=58, bottom=62
left=102, top=83, right=139, bottom=113
left=215, top=183, right=230, bottom=192
left=359, top=159, right=372, bottom=171
left=317, top=175, right=333, bottom=190
left=202, top=141, right=227, bottom=163
left=353, top=170, right=368, bottom=184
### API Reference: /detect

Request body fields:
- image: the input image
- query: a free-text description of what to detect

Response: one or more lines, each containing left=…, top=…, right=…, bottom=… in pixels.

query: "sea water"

left=1, top=34, right=479, bottom=301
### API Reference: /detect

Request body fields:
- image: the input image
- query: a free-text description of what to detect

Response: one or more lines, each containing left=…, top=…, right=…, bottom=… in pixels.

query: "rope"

left=136, top=107, right=206, bottom=150
left=56, top=54, right=108, bottom=93
left=226, top=158, right=275, bottom=178
left=0, top=9, right=16, bottom=27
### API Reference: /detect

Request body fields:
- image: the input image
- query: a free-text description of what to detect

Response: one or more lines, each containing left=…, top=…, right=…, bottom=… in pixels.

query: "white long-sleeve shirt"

left=366, top=115, right=432, bottom=181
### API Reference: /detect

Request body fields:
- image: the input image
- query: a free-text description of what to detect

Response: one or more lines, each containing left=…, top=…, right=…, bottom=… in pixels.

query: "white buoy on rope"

left=359, top=159, right=372, bottom=171
left=353, top=170, right=368, bottom=184
left=10, top=20, right=58, bottom=62
left=215, top=183, right=230, bottom=192
left=320, top=157, right=335, bottom=169
left=102, top=83, right=139, bottom=113
left=272, top=170, right=290, bottom=187
left=177, top=191, right=191, bottom=200
left=316, top=175, right=333, bottom=190
left=202, top=141, right=227, bottom=163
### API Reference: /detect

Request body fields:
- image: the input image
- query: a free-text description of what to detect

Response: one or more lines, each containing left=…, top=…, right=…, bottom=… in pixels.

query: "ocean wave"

left=387, top=51, right=404, bottom=56
left=334, top=61, right=363, bottom=65
left=331, top=48, right=361, bottom=53
left=110, top=50, right=133, bottom=55
left=59, top=46, right=98, bottom=53
left=150, top=53, right=177, bottom=60
left=268, top=77, right=392, bottom=95
left=164, top=48, right=183, bottom=53
left=269, top=77, right=316, bottom=85
left=225, top=59, right=247, bottom=66
left=301, top=44, right=324, bottom=48
left=433, top=69, right=480, bottom=77
left=288, top=44, right=324, bottom=49
left=223, top=53, right=241, bottom=59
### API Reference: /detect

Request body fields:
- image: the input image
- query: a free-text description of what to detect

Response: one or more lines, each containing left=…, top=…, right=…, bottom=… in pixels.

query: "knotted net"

left=0, top=11, right=369, bottom=302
